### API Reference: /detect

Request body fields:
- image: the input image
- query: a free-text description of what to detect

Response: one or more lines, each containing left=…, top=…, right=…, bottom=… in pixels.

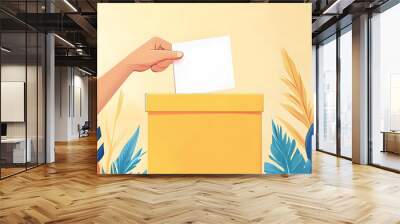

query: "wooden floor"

left=1, top=136, right=400, bottom=224
left=0, top=167, right=26, bottom=178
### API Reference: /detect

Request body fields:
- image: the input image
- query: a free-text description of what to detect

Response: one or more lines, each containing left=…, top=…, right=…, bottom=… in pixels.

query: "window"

left=370, top=3, right=400, bottom=171
left=317, top=26, right=353, bottom=159
left=339, top=28, right=352, bottom=158
left=317, top=36, right=337, bottom=154
left=390, top=74, right=400, bottom=130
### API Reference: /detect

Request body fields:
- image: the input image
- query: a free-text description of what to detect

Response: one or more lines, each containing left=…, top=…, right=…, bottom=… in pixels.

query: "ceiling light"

left=54, top=34, right=75, bottom=48
left=322, top=0, right=354, bottom=15
left=78, top=67, right=93, bottom=76
left=63, top=0, right=78, bottom=12
left=1, top=47, right=11, bottom=53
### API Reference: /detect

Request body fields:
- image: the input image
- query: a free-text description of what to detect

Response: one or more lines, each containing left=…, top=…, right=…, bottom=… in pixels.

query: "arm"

left=97, top=37, right=183, bottom=112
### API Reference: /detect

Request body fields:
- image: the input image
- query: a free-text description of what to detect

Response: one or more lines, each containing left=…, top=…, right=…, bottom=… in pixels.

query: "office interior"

left=0, top=0, right=399, bottom=222
left=315, top=1, right=400, bottom=172
left=0, top=0, right=97, bottom=179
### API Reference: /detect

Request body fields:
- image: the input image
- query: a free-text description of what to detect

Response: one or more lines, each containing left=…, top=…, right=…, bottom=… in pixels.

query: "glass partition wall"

left=316, top=26, right=353, bottom=159
left=0, top=31, right=27, bottom=177
left=0, top=2, right=46, bottom=179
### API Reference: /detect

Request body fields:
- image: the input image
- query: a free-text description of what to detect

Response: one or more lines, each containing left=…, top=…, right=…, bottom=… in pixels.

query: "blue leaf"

left=264, top=163, right=284, bottom=174
left=304, top=160, right=312, bottom=174
left=289, top=150, right=311, bottom=174
left=305, top=123, right=314, bottom=161
left=97, top=144, right=104, bottom=161
left=265, top=121, right=311, bottom=175
left=112, top=127, right=145, bottom=174
left=111, top=162, right=118, bottom=174
left=97, top=126, right=102, bottom=141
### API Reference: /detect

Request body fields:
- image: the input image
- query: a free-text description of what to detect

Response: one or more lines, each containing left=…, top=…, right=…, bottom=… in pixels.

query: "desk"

left=1, top=138, right=31, bottom=163
left=381, top=131, right=400, bottom=154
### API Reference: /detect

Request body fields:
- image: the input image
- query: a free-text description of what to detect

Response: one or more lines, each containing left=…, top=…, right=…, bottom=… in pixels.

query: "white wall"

left=54, top=67, right=89, bottom=141
left=55, top=67, right=69, bottom=141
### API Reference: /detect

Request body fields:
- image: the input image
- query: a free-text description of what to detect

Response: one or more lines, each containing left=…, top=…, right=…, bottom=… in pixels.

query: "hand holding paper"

left=97, top=37, right=183, bottom=112
left=98, top=35, right=236, bottom=112
left=172, top=36, right=235, bottom=93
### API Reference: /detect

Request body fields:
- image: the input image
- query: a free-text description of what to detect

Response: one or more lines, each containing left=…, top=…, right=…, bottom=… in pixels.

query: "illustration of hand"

left=125, top=37, right=184, bottom=72
left=98, top=37, right=183, bottom=112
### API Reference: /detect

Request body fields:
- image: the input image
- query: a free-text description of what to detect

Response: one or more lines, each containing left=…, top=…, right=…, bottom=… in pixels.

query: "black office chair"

left=79, top=121, right=90, bottom=138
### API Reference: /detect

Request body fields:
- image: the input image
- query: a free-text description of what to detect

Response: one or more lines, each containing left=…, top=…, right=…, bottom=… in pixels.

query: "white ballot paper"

left=172, top=36, right=235, bottom=93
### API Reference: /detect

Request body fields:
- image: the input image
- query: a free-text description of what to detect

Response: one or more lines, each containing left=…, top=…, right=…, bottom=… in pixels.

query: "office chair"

left=79, top=121, right=90, bottom=138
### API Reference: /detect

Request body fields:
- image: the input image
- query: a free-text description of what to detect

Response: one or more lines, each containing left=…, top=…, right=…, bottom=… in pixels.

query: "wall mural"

left=97, top=3, right=312, bottom=175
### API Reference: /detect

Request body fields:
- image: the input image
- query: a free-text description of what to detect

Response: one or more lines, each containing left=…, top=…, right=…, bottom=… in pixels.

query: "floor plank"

left=1, top=135, right=400, bottom=224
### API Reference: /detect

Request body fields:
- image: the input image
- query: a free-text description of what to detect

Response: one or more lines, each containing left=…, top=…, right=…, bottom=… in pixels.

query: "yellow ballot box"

left=146, top=94, right=264, bottom=174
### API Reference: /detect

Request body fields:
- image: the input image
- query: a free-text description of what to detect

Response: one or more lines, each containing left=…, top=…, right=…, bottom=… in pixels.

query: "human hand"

left=123, top=37, right=183, bottom=73
left=98, top=37, right=182, bottom=112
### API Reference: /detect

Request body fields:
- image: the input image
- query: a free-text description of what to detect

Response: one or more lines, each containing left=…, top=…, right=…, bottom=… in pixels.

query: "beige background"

left=97, top=3, right=311, bottom=173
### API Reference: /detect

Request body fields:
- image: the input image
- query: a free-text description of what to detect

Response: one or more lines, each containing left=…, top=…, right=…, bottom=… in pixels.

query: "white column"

left=352, top=14, right=369, bottom=164
left=46, top=32, right=55, bottom=163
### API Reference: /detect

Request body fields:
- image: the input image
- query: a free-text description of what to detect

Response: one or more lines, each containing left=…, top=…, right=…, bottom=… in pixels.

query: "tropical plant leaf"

left=106, top=91, right=125, bottom=170
left=304, top=160, right=312, bottom=174
left=110, top=127, right=145, bottom=174
left=110, top=91, right=126, bottom=146
left=264, top=163, right=283, bottom=174
left=305, top=123, right=314, bottom=161
left=115, top=91, right=124, bottom=122
left=97, top=126, right=105, bottom=162
left=111, top=162, right=118, bottom=174
left=278, top=118, right=305, bottom=152
left=285, top=93, right=303, bottom=109
left=97, top=144, right=104, bottom=162
left=288, top=150, right=309, bottom=174
left=97, top=126, right=102, bottom=141
left=103, top=118, right=112, bottom=169
left=264, top=121, right=310, bottom=175
left=282, top=104, right=309, bottom=128
left=281, top=49, right=314, bottom=128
